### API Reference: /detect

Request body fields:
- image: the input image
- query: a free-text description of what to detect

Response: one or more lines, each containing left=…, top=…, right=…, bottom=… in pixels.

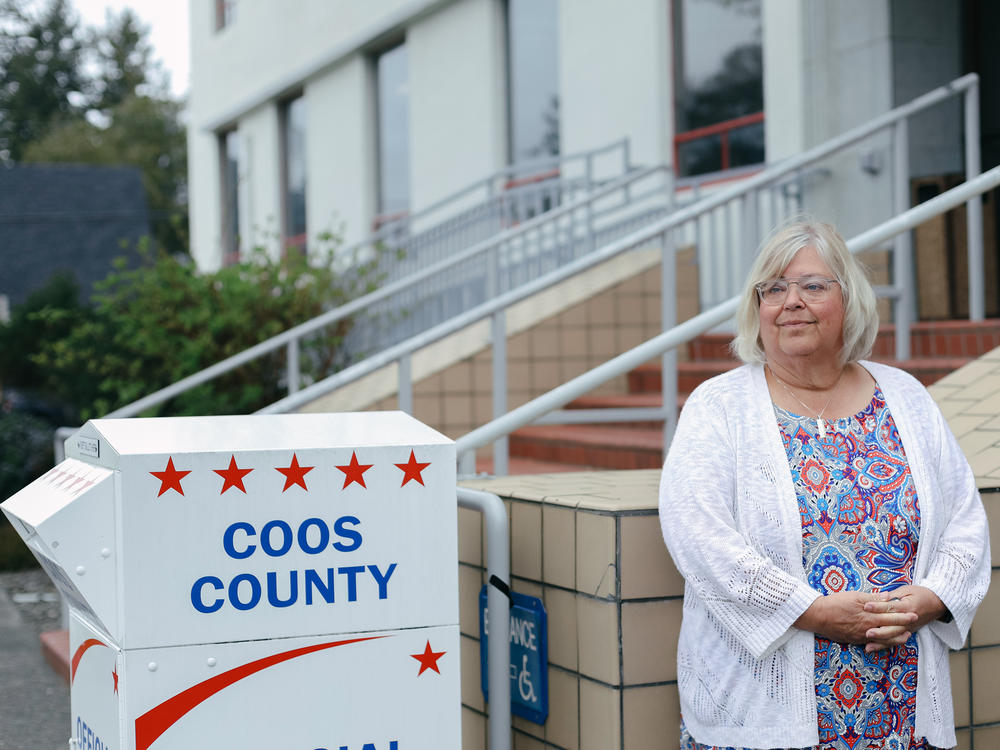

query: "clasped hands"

left=794, top=585, right=948, bottom=652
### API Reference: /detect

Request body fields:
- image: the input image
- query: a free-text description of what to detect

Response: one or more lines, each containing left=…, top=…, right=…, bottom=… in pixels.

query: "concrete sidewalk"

left=0, top=580, right=70, bottom=749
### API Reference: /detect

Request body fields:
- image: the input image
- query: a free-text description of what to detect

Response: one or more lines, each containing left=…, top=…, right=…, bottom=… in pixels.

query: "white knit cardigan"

left=658, top=361, right=990, bottom=749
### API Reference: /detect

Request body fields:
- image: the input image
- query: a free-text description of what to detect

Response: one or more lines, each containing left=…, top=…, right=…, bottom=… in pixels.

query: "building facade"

left=187, top=0, right=992, bottom=287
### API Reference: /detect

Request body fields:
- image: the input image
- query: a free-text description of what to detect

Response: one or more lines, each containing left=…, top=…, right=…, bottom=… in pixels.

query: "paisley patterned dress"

left=680, top=387, right=930, bottom=750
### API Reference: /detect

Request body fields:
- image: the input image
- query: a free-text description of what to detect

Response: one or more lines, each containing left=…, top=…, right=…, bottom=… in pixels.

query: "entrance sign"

left=2, top=412, right=460, bottom=749
left=479, top=588, right=548, bottom=724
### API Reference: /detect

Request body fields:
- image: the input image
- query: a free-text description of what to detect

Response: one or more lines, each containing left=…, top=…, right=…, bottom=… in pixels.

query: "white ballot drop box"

left=1, top=412, right=460, bottom=750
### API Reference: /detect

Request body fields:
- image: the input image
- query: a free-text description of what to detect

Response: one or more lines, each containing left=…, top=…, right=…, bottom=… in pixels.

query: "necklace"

left=766, top=365, right=846, bottom=437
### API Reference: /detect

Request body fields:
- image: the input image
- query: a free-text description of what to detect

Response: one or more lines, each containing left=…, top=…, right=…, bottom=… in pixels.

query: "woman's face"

left=758, top=246, right=845, bottom=368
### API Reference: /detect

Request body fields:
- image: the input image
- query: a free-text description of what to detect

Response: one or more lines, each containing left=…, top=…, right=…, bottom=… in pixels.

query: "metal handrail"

left=258, top=71, right=983, bottom=421
left=452, top=165, right=1000, bottom=473
left=102, top=163, right=666, bottom=419
left=457, top=487, right=511, bottom=750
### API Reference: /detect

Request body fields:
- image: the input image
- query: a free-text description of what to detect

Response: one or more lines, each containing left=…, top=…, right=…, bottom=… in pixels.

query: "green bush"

left=22, top=234, right=380, bottom=419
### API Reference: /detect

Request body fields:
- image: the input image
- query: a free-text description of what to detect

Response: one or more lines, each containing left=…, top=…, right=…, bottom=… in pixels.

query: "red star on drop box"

left=276, top=453, right=314, bottom=491
left=214, top=455, right=253, bottom=494
left=150, top=457, right=191, bottom=497
left=395, top=450, right=430, bottom=487
left=411, top=640, right=446, bottom=676
left=112, top=666, right=119, bottom=694
left=336, top=451, right=373, bottom=489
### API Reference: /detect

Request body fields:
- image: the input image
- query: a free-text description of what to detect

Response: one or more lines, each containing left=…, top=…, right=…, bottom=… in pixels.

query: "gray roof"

left=0, top=164, right=151, bottom=308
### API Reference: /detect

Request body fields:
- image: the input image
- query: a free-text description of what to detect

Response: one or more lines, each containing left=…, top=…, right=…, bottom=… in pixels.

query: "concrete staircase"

left=501, top=320, right=1000, bottom=473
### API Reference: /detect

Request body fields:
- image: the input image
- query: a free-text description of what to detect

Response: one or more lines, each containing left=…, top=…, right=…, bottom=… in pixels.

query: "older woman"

left=659, top=219, right=990, bottom=750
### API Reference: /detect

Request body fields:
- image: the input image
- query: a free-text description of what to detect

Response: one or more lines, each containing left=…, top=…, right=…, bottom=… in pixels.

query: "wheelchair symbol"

left=518, top=654, right=536, bottom=703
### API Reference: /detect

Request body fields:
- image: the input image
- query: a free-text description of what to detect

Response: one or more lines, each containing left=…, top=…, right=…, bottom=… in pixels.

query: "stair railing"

left=99, top=163, right=671, bottom=420
left=257, top=74, right=985, bottom=476
left=451, top=166, right=1000, bottom=475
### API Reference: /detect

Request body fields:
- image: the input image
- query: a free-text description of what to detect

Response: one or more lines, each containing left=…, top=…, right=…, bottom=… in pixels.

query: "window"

left=219, top=129, right=241, bottom=264
left=672, top=0, right=764, bottom=177
left=507, top=0, right=559, bottom=165
left=375, top=42, right=410, bottom=224
left=215, top=0, right=236, bottom=31
left=281, top=96, right=307, bottom=250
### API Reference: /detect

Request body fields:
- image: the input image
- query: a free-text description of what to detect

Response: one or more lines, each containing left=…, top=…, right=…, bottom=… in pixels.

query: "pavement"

left=0, top=571, right=71, bottom=750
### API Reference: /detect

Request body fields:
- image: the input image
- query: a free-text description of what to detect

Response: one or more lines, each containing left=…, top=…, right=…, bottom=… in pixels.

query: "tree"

left=90, top=8, right=165, bottom=112
left=0, top=0, right=89, bottom=162
left=23, top=94, right=189, bottom=254
left=24, top=236, right=383, bottom=420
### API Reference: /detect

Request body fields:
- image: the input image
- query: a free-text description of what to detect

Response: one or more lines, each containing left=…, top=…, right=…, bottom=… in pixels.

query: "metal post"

left=742, top=189, right=760, bottom=285
left=893, top=119, right=913, bottom=361
left=286, top=337, right=300, bottom=395
left=661, top=231, right=678, bottom=453
left=456, top=487, right=511, bottom=750
left=398, top=353, right=413, bottom=414
left=965, top=78, right=984, bottom=321
left=491, top=310, right=509, bottom=476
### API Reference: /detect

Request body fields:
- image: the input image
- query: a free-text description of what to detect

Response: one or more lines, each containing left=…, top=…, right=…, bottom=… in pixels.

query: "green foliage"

left=0, top=410, right=53, bottom=570
left=0, top=0, right=89, bottom=162
left=23, top=94, right=189, bottom=254
left=24, top=233, right=381, bottom=419
left=0, top=272, right=89, bottom=397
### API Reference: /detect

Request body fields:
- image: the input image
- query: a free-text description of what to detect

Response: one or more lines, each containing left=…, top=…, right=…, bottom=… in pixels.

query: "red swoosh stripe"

left=134, top=635, right=386, bottom=750
left=71, top=638, right=108, bottom=683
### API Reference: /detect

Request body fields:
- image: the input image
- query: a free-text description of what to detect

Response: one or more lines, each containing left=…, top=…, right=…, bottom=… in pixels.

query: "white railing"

left=256, top=74, right=985, bottom=475
left=452, top=165, right=1000, bottom=475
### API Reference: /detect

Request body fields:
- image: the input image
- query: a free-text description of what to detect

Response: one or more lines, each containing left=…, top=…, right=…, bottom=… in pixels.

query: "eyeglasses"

left=755, top=276, right=840, bottom=305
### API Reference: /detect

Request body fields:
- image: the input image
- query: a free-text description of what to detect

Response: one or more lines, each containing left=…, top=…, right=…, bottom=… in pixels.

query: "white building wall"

left=408, top=0, right=507, bottom=214
left=559, top=0, right=672, bottom=174
left=237, top=104, right=282, bottom=256
left=305, top=58, right=377, bottom=250
left=793, top=0, right=896, bottom=240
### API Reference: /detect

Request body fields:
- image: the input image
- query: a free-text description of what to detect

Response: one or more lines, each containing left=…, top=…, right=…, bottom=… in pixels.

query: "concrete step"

left=687, top=320, right=1000, bottom=362
left=509, top=424, right=664, bottom=470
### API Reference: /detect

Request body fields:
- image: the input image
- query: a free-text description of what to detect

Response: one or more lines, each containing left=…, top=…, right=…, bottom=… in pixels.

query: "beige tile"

left=616, top=292, right=645, bottom=325
left=950, top=649, right=971, bottom=728
left=458, top=506, right=483, bottom=567
left=461, top=707, right=486, bottom=750
left=542, top=504, right=576, bottom=589
left=461, top=634, right=485, bottom=712
left=587, top=291, right=617, bottom=325
left=972, top=725, right=1000, bottom=748
left=460, top=565, right=484, bottom=638
left=531, top=359, right=562, bottom=392
left=511, top=577, right=544, bottom=599
left=951, top=378, right=1000, bottom=404
left=622, top=599, right=683, bottom=685
left=621, top=599, right=681, bottom=684
left=953, top=428, right=1000, bottom=458
left=530, top=327, right=561, bottom=359
left=623, top=683, right=681, bottom=750
left=511, top=501, right=543, bottom=581
left=968, top=446, right=1000, bottom=479
left=620, top=514, right=684, bottom=599
left=579, top=679, right=622, bottom=750
left=962, top=391, right=1000, bottom=417
left=591, top=326, right=621, bottom=358
left=971, top=569, right=1000, bottom=647
left=937, top=398, right=979, bottom=419
left=938, top=360, right=1000, bottom=387
left=442, top=394, right=473, bottom=430
left=577, top=595, right=621, bottom=685
left=508, top=331, right=531, bottom=359
left=513, top=731, right=546, bottom=750
left=513, top=714, right=544, bottom=741
left=947, top=414, right=993, bottom=438
left=984, top=493, right=1000, bottom=568
left=562, top=326, right=589, bottom=358
left=576, top=512, right=617, bottom=597
left=545, top=586, right=579, bottom=671
left=971, top=644, right=1000, bottom=724
left=545, top=668, right=580, bottom=749
left=442, top=360, right=472, bottom=392
left=955, top=727, right=970, bottom=750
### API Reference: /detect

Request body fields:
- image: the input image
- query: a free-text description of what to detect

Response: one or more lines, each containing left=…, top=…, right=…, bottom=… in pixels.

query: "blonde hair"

left=731, top=218, right=878, bottom=365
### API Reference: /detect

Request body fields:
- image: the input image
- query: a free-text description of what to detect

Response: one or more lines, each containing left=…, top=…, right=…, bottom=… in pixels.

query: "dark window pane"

left=729, top=121, right=764, bottom=169
left=508, top=0, right=559, bottom=164
left=673, top=0, right=763, bottom=176
left=377, top=43, right=410, bottom=215
left=283, top=96, right=307, bottom=243
left=221, top=129, right=240, bottom=257
left=678, top=135, right=722, bottom=177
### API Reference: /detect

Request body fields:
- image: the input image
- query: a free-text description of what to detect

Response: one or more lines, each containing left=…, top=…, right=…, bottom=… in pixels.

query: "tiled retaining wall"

left=456, top=469, right=999, bottom=750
